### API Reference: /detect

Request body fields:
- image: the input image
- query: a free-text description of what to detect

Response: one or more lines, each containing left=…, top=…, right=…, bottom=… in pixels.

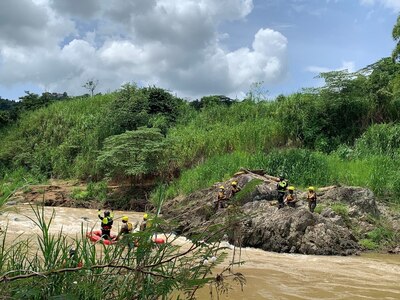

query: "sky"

left=0, top=0, right=399, bottom=101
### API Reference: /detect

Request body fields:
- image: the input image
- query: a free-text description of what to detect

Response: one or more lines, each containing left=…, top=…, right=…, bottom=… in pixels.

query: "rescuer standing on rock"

left=276, top=175, right=288, bottom=209
left=216, top=185, right=227, bottom=210
left=307, top=186, right=317, bottom=212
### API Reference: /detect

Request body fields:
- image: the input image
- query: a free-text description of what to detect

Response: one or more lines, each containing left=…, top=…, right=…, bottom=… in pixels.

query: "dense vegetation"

left=2, top=57, right=400, bottom=207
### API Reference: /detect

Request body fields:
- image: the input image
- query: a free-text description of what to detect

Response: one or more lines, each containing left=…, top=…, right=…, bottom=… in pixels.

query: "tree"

left=392, top=14, right=400, bottom=62
left=97, top=127, right=169, bottom=180
left=82, top=79, right=99, bottom=97
left=103, top=84, right=150, bottom=136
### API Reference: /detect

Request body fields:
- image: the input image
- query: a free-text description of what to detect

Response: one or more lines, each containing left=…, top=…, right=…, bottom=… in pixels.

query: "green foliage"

left=97, top=127, right=169, bottom=179
left=165, top=151, right=268, bottom=198
left=366, top=226, right=395, bottom=244
left=0, top=93, right=114, bottom=178
left=354, top=123, right=400, bottom=157
left=233, top=179, right=263, bottom=205
left=313, top=204, right=324, bottom=214
left=359, top=239, right=379, bottom=250
left=262, top=149, right=334, bottom=187
left=392, top=14, right=400, bottom=62
left=70, top=188, right=90, bottom=201
left=330, top=202, right=349, bottom=218
left=86, top=181, right=108, bottom=201
left=169, top=100, right=284, bottom=168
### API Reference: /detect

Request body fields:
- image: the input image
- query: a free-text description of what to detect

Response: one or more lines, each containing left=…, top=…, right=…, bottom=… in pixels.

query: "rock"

left=320, top=208, right=345, bottom=226
left=240, top=202, right=359, bottom=255
left=162, top=174, right=368, bottom=256
left=388, top=246, right=400, bottom=254
left=6, top=201, right=17, bottom=206
left=318, top=186, right=379, bottom=217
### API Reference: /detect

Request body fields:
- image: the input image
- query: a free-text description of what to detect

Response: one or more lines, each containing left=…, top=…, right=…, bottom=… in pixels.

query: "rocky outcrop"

left=162, top=173, right=386, bottom=256
left=240, top=201, right=359, bottom=255
left=317, top=186, right=379, bottom=217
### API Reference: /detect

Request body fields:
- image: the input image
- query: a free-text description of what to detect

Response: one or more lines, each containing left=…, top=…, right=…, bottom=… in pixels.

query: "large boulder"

left=317, top=186, right=379, bottom=217
left=240, top=201, right=359, bottom=255
left=162, top=174, right=375, bottom=255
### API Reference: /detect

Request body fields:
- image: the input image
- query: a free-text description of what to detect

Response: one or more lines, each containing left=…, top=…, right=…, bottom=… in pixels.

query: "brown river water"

left=1, top=205, right=399, bottom=300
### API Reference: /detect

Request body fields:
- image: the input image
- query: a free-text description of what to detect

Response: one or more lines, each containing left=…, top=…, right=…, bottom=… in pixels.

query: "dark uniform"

left=276, top=178, right=288, bottom=209
left=98, top=210, right=114, bottom=239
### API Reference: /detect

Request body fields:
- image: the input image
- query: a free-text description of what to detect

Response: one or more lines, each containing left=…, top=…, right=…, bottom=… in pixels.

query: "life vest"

left=127, top=222, right=133, bottom=232
left=307, top=192, right=317, bottom=202
left=277, top=180, right=288, bottom=193
left=101, top=217, right=113, bottom=229
left=218, top=191, right=226, bottom=201
left=286, top=194, right=294, bottom=202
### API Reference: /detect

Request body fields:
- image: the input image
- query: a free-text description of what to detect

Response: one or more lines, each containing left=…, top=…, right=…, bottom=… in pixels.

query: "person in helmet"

left=284, top=186, right=297, bottom=208
left=116, top=216, right=133, bottom=241
left=276, top=175, right=288, bottom=209
left=231, top=181, right=241, bottom=198
left=98, top=209, right=114, bottom=239
left=140, top=213, right=150, bottom=231
left=215, top=185, right=227, bottom=210
left=307, top=186, right=317, bottom=212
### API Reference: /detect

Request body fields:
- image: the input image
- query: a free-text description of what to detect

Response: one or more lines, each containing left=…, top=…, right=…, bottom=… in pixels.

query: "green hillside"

left=1, top=57, right=400, bottom=209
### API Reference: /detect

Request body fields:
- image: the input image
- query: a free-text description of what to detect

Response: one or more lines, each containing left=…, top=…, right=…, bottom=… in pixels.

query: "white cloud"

left=0, top=0, right=288, bottom=99
left=306, top=61, right=356, bottom=74
left=360, top=0, right=400, bottom=12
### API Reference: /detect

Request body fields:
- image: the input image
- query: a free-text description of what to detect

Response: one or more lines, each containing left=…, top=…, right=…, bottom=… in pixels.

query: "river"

left=1, top=205, right=399, bottom=300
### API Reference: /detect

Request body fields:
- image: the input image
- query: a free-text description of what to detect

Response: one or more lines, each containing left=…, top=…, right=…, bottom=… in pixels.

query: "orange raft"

left=86, top=230, right=117, bottom=245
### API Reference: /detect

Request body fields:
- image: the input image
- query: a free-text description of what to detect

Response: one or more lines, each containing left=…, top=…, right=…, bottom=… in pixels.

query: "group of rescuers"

left=97, top=209, right=150, bottom=240
left=216, top=175, right=317, bottom=212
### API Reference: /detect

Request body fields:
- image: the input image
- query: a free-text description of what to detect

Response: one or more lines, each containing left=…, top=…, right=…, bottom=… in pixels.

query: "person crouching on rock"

left=307, top=186, right=317, bottom=212
left=216, top=185, right=227, bottom=210
left=98, top=209, right=114, bottom=240
left=276, top=175, right=288, bottom=209
left=284, top=186, right=297, bottom=208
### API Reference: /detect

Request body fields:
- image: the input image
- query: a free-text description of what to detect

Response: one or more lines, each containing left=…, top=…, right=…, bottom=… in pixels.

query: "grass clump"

left=359, top=239, right=379, bottom=250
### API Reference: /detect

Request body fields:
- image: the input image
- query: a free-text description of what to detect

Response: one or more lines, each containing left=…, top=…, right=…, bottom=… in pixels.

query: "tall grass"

left=166, top=148, right=400, bottom=205
left=168, top=101, right=285, bottom=168
left=0, top=94, right=115, bottom=179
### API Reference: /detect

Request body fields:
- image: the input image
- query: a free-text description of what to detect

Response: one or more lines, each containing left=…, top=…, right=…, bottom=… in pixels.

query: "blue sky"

left=0, top=0, right=399, bottom=101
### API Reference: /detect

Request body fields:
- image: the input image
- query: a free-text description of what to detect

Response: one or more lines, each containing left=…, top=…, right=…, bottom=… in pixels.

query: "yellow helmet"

left=122, top=216, right=129, bottom=222
left=143, top=213, right=148, bottom=220
left=288, top=186, right=295, bottom=191
left=219, top=185, right=225, bottom=190
left=231, top=181, right=237, bottom=186
left=308, top=186, right=314, bottom=191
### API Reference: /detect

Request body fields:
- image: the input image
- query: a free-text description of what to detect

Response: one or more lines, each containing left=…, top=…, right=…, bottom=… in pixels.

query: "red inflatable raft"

left=86, top=230, right=166, bottom=246
left=86, top=230, right=117, bottom=245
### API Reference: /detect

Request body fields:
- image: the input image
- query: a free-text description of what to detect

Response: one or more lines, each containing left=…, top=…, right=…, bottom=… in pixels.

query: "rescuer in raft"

left=116, top=216, right=133, bottom=240
left=98, top=209, right=114, bottom=240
